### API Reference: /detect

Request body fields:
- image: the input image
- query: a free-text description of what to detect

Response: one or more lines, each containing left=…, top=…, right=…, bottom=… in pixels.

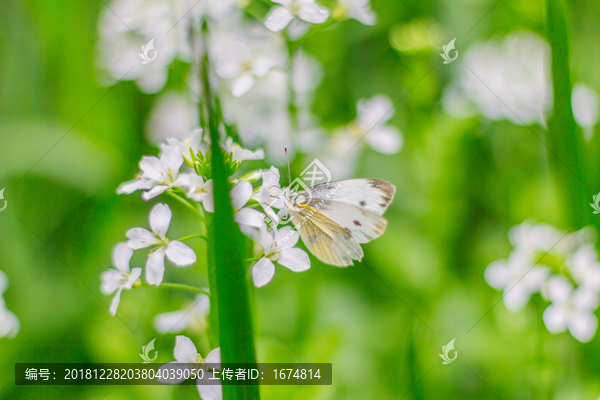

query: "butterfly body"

left=281, top=179, right=395, bottom=267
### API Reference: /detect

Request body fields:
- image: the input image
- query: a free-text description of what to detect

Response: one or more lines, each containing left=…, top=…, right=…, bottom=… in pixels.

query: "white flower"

left=452, top=31, right=551, bottom=125
left=101, top=243, right=142, bottom=315
left=127, top=203, right=197, bottom=286
left=225, top=138, right=265, bottom=162
left=117, top=145, right=187, bottom=200
left=567, top=244, right=600, bottom=291
left=572, top=83, right=599, bottom=140
left=265, top=0, right=330, bottom=32
left=154, top=293, right=210, bottom=334
left=159, top=336, right=222, bottom=400
left=252, top=226, right=311, bottom=287
left=333, top=0, right=377, bottom=25
left=509, top=221, right=594, bottom=255
left=216, top=41, right=278, bottom=97
left=484, top=249, right=550, bottom=312
left=231, top=182, right=267, bottom=233
left=177, top=173, right=214, bottom=212
left=167, top=129, right=207, bottom=164
left=0, top=306, right=20, bottom=339
left=328, top=95, right=402, bottom=155
left=254, top=167, right=284, bottom=208
left=0, top=270, right=19, bottom=338
left=543, top=275, right=599, bottom=342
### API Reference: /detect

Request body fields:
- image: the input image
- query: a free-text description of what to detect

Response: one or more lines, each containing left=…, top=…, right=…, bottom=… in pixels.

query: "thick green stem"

left=545, top=0, right=590, bottom=228
left=201, top=19, right=260, bottom=400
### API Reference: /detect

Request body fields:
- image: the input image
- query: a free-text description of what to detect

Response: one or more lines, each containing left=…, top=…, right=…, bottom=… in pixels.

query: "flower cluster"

left=102, top=128, right=314, bottom=318
left=485, top=221, right=600, bottom=342
left=0, top=270, right=19, bottom=339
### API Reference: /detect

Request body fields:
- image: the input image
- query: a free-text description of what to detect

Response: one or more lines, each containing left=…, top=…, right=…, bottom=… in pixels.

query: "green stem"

left=142, top=282, right=210, bottom=296
left=202, top=18, right=260, bottom=400
left=178, top=233, right=208, bottom=242
left=166, top=190, right=205, bottom=221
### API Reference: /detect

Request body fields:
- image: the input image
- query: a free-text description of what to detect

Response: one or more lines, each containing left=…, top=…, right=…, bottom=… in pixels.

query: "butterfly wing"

left=307, top=200, right=388, bottom=244
left=291, top=204, right=363, bottom=267
left=299, top=179, right=395, bottom=215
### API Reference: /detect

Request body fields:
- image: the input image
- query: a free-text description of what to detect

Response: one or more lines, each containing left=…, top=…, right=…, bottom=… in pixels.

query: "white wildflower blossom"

left=100, top=243, right=142, bottom=315
left=252, top=226, right=310, bottom=287
left=333, top=0, right=377, bottom=25
left=159, top=336, right=222, bottom=400
left=264, top=0, right=330, bottom=32
left=127, top=203, right=197, bottom=286
left=0, top=270, right=19, bottom=338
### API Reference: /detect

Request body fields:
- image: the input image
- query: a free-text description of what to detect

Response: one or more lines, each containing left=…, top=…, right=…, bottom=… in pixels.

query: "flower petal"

left=124, top=267, right=142, bottom=289
left=139, top=156, right=166, bottom=182
left=203, top=180, right=214, bottom=212
left=150, top=203, right=172, bottom=239
left=166, top=241, right=197, bottom=267
left=113, top=242, right=134, bottom=272
left=547, top=275, right=573, bottom=303
left=231, top=181, right=253, bottom=210
left=543, top=304, right=567, bottom=333
left=146, top=249, right=166, bottom=286
left=204, top=347, right=221, bottom=365
left=274, top=226, right=299, bottom=249
left=278, top=248, right=311, bottom=272
left=297, top=2, right=329, bottom=23
left=252, top=257, right=276, bottom=287
left=126, top=228, right=159, bottom=249
left=142, top=185, right=168, bottom=201
left=117, top=178, right=155, bottom=194
left=232, top=74, right=256, bottom=97
left=160, top=145, right=184, bottom=175
left=483, top=260, right=510, bottom=290
left=100, top=269, right=122, bottom=295
left=109, top=288, right=123, bottom=316
left=174, top=335, right=198, bottom=363
left=567, top=311, right=598, bottom=342
left=197, top=373, right=223, bottom=400
left=265, top=6, right=294, bottom=32
left=235, top=208, right=266, bottom=229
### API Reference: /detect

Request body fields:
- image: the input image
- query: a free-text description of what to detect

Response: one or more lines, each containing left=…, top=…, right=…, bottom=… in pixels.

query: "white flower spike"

left=265, top=0, right=330, bottom=32
left=158, top=335, right=222, bottom=400
left=100, top=243, right=142, bottom=315
left=127, top=203, right=197, bottom=286
left=252, top=226, right=311, bottom=287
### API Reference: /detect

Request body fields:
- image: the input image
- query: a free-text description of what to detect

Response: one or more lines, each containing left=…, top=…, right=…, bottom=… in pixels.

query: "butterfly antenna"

left=285, top=147, right=292, bottom=186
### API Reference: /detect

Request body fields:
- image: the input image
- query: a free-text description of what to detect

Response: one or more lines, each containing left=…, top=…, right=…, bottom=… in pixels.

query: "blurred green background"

left=2, top=0, right=600, bottom=398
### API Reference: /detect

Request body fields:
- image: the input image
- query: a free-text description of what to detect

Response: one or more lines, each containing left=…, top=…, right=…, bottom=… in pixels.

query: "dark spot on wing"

left=308, top=235, right=318, bottom=242
left=359, top=200, right=367, bottom=207
left=354, top=220, right=362, bottom=226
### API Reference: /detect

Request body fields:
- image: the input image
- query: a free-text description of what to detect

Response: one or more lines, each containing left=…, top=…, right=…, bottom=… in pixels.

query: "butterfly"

left=277, top=179, right=395, bottom=267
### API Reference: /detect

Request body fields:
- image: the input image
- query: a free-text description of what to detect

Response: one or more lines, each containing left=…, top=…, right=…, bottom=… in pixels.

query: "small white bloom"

left=127, top=203, right=197, bottom=286
left=178, top=174, right=214, bottom=212
left=334, top=0, right=377, bottom=25
left=100, top=243, right=142, bottom=316
left=567, top=244, right=600, bottom=291
left=159, top=335, right=222, bottom=400
left=484, top=249, right=550, bottom=312
left=543, top=275, right=599, bottom=342
left=252, top=226, right=311, bottom=287
left=216, top=41, right=277, bottom=97
left=225, top=138, right=265, bottom=162
left=154, top=293, right=210, bottom=334
left=0, top=270, right=19, bottom=338
left=354, top=95, right=403, bottom=154
left=265, top=0, right=330, bottom=32
left=572, top=84, right=599, bottom=140
left=167, top=128, right=207, bottom=164
left=118, top=145, right=188, bottom=200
